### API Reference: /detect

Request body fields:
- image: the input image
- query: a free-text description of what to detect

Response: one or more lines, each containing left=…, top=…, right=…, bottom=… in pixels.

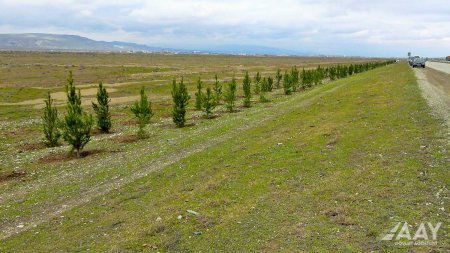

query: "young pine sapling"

left=202, top=87, right=217, bottom=117
left=195, top=78, right=203, bottom=110
left=171, top=78, right=190, bottom=127
left=224, top=77, right=237, bottom=112
left=242, top=71, right=252, bottom=107
left=92, top=82, right=112, bottom=133
left=62, top=71, right=93, bottom=157
left=131, top=87, right=153, bottom=138
left=42, top=92, right=61, bottom=147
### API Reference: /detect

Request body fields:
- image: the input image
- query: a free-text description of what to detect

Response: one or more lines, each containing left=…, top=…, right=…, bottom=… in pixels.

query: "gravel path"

left=414, top=68, right=450, bottom=136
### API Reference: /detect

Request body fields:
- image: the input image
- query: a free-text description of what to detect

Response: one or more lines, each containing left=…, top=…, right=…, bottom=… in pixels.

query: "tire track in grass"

left=0, top=80, right=348, bottom=240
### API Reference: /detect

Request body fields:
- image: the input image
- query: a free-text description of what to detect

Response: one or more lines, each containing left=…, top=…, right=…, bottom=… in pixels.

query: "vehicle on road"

left=411, top=57, right=426, bottom=68
left=408, top=56, right=420, bottom=66
left=446, top=56, right=450, bottom=61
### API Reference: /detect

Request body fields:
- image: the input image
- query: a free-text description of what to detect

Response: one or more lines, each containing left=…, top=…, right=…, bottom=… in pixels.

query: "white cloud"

left=0, top=0, right=449, bottom=56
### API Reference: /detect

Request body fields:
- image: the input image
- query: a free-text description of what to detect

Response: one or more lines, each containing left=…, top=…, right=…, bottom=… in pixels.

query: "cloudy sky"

left=0, top=0, right=449, bottom=57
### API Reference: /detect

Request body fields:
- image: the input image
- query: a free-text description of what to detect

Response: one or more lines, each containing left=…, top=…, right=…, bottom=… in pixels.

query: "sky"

left=0, top=0, right=449, bottom=57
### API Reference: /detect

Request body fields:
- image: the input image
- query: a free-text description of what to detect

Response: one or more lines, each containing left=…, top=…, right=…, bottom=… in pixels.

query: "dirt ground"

left=0, top=87, right=119, bottom=108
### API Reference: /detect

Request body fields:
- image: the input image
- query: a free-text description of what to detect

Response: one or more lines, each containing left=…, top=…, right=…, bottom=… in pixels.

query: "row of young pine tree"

left=42, top=60, right=394, bottom=157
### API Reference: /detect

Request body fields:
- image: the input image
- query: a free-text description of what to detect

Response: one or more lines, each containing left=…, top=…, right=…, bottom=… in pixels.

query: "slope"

left=1, top=63, right=448, bottom=252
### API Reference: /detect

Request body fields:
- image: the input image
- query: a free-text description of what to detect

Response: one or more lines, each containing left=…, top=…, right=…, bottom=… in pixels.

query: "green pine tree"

left=62, top=71, right=93, bottom=157
left=267, top=76, right=274, bottom=92
left=243, top=71, right=252, bottom=107
left=290, top=66, right=299, bottom=92
left=213, top=74, right=222, bottom=104
left=92, top=82, right=112, bottom=133
left=275, top=68, right=282, bottom=89
left=224, top=77, right=237, bottom=112
left=42, top=92, right=61, bottom=147
left=329, top=67, right=337, bottom=81
left=254, top=71, right=261, bottom=94
left=259, top=77, right=270, bottom=102
left=131, top=87, right=153, bottom=138
left=195, top=78, right=203, bottom=110
left=171, top=78, right=190, bottom=127
left=202, top=87, right=217, bottom=117
left=301, top=68, right=307, bottom=89
left=283, top=71, right=292, bottom=95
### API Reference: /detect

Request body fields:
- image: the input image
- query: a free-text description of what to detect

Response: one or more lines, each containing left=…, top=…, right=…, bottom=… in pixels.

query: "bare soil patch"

left=0, top=87, right=118, bottom=108
left=91, top=128, right=115, bottom=136
left=20, top=142, right=47, bottom=152
left=38, top=149, right=105, bottom=163
left=0, top=170, right=27, bottom=184
left=118, top=134, right=141, bottom=144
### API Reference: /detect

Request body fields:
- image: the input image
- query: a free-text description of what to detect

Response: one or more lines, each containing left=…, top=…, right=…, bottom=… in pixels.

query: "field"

left=0, top=52, right=448, bottom=252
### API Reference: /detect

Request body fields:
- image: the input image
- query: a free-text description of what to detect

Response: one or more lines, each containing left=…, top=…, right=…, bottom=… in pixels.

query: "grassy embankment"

left=0, top=62, right=448, bottom=252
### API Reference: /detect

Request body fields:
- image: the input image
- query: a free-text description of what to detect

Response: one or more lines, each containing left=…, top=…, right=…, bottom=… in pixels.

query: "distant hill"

left=0, top=33, right=164, bottom=52
left=0, top=33, right=310, bottom=56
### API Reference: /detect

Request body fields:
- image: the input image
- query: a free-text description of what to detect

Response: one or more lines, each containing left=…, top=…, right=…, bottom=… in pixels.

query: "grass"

left=0, top=52, right=379, bottom=122
left=0, top=51, right=380, bottom=88
left=0, top=61, right=448, bottom=252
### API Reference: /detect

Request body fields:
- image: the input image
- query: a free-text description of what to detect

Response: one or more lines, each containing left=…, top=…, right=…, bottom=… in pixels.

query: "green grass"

left=0, top=62, right=448, bottom=252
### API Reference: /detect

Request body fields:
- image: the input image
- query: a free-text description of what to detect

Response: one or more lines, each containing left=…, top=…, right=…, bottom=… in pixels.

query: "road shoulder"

left=414, top=68, right=450, bottom=139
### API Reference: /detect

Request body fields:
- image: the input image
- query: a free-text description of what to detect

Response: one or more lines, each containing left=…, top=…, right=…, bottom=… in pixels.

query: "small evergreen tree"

left=267, top=76, right=274, bottom=92
left=303, top=69, right=313, bottom=88
left=213, top=74, right=222, bottom=104
left=313, top=70, right=321, bottom=86
left=259, top=77, right=270, bottom=102
left=275, top=68, right=282, bottom=89
left=291, top=66, right=300, bottom=92
left=329, top=67, right=337, bottom=81
left=283, top=71, right=292, bottom=95
left=301, top=68, right=307, bottom=89
left=224, top=77, right=237, bottom=112
left=317, top=65, right=324, bottom=80
left=171, top=78, right=190, bottom=127
left=42, top=92, right=61, bottom=147
left=353, top=64, right=359, bottom=74
left=92, top=82, right=112, bottom=133
left=131, top=87, right=153, bottom=138
left=62, top=71, right=93, bottom=157
left=242, top=71, right=252, bottom=107
left=195, top=78, right=203, bottom=110
left=202, top=87, right=216, bottom=117
left=324, top=67, right=329, bottom=79
left=254, top=72, right=261, bottom=94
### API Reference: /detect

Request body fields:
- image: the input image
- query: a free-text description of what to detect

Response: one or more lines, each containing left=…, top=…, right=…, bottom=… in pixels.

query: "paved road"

left=426, top=61, right=450, bottom=74
left=415, top=65, right=450, bottom=134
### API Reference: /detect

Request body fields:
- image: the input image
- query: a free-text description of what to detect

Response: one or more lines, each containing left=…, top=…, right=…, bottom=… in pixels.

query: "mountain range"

left=0, top=33, right=308, bottom=56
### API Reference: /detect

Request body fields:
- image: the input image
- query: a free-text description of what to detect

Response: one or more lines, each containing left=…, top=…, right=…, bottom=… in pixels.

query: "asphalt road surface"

left=426, top=61, right=450, bottom=74
left=415, top=62, right=450, bottom=134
